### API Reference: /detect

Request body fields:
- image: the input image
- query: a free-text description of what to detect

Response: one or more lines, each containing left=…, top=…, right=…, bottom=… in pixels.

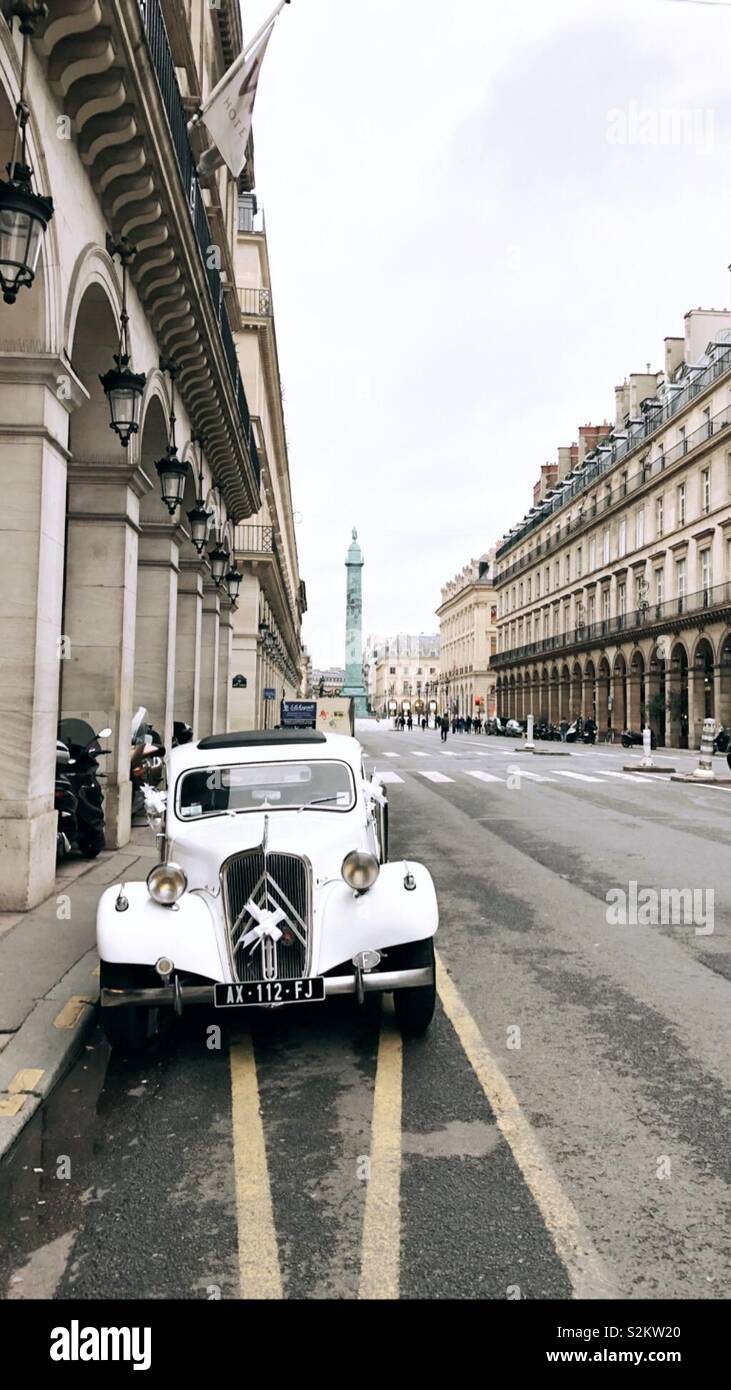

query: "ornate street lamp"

left=225, top=564, right=242, bottom=603
left=0, top=3, right=54, bottom=304
left=155, top=359, right=188, bottom=513
left=99, top=235, right=146, bottom=446
left=209, top=540, right=229, bottom=587
left=186, top=436, right=213, bottom=554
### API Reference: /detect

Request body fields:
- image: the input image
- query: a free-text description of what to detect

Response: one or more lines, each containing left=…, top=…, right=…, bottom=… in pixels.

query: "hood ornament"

left=262, top=812, right=269, bottom=856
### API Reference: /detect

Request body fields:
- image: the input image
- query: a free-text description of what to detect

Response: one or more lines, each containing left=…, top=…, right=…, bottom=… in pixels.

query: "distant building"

left=312, top=667, right=345, bottom=697
left=372, top=634, right=441, bottom=717
left=437, top=553, right=498, bottom=718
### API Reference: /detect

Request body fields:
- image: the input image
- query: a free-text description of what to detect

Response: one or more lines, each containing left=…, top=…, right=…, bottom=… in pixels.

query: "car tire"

left=100, top=962, right=157, bottom=1055
left=391, top=937, right=436, bottom=1035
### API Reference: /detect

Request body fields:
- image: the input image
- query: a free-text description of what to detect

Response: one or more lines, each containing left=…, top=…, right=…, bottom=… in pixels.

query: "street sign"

left=264, top=687, right=276, bottom=701
left=281, top=700, right=317, bottom=728
left=232, top=674, right=247, bottom=688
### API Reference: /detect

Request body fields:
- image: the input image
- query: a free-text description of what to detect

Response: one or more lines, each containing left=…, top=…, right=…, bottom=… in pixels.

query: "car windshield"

left=176, top=759, right=355, bottom=819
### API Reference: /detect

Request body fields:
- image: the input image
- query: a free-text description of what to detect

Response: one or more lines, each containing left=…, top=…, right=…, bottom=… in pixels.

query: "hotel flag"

left=192, top=1, right=291, bottom=179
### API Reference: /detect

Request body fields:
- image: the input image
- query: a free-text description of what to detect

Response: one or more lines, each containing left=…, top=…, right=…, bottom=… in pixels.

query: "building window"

left=588, top=536, right=596, bottom=570
left=618, top=582, right=626, bottom=617
left=618, top=518, right=626, bottom=556
left=519, top=581, right=523, bottom=605
left=656, top=495, right=663, bottom=538
left=554, top=559, right=560, bottom=588
left=699, top=547, right=711, bottom=598
left=701, top=467, right=710, bottom=515
left=636, top=509, right=645, bottom=548
left=527, top=577, right=532, bottom=601
left=602, top=588, right=610, bottom=624
left=552, top=607, right=559, bottom=636
left=602, top=527, right=610, bottom=565
left=545, top=566, right=550, bottom=593
left=658, top=442, right=665, bottom=469
left=676, top=557, right=686, bottom=609
left=389, top=666, right=396, bottom=675
left=535, top=572, right=541, bottom=598
left=576, top=544, right=582, bottom=577
left=587, top=592, right=596, bottom=625
left=679, top=426, right=687, bottom=455
left=677, top=482, right=686, bottom=526
left=564, top=554, right=570, bottom=583
left=654, top=568, right=664, bottom=606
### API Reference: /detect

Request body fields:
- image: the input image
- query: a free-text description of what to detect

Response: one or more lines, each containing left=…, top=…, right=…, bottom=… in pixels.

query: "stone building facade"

left=436, top=554, right=498, bottom=718
left=372, top=635, right=440, bottom=717
left=0, top=1, right=304, bottom=908
left=491, top=307, right=731, bottom=749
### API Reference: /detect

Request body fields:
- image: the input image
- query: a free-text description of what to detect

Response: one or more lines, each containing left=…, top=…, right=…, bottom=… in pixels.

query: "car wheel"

left=391, top=937, right=436, bottom=1035
left=100, top=962, right=157, bottom=1054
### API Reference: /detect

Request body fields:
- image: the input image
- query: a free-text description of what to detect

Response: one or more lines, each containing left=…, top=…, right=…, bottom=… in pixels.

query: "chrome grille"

left=222, top=850, right=311, bottom=983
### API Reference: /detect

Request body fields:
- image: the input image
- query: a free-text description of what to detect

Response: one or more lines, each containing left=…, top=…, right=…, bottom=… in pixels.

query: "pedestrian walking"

left=465, top=715, right=472, bottom=733
left=440, top=713, right=449, bottom=743
left=559, top=718, right=569, bottom=743
left=406, top=713, right=413, bottom=732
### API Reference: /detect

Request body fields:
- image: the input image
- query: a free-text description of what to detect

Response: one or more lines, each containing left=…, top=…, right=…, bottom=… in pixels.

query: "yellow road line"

left=436, top=952, right=615, bottom=1299
left=358, top=1005, right=403, bottom=1300
left=228, top=1032, right=283, bottom=1299
left=7, top=1068, right=44, bottom=1094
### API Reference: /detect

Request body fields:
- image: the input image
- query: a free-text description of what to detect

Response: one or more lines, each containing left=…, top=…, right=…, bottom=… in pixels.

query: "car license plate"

left=214, top=978, right=325, bottom=1008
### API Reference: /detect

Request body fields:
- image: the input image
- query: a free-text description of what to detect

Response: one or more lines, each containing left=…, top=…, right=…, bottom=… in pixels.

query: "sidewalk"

left=0, top=830, right=158, bottom=1159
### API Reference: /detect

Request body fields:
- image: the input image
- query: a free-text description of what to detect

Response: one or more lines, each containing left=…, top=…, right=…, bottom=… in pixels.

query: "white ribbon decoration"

left=239, top=898, right=286, bottom=953
left=362, top=777, right=387, bottom=808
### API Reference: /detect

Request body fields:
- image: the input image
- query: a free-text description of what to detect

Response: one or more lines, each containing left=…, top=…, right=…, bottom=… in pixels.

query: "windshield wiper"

left=296, top=795, right=341, bottom=813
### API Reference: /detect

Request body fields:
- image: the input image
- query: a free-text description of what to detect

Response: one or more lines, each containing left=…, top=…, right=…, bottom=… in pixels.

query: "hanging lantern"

left=0, top=4, right=54, bottom=304
left=154, top=359, right=187, bottom=512
left=225, top=565, right=242, bottom=602
left=155, top=446, right=188, bottom=514
left=187, top=436, right=213, bottom=553
left=209, top=542, right=229, bottom=586
left=100, top=236, right=146, bottom=447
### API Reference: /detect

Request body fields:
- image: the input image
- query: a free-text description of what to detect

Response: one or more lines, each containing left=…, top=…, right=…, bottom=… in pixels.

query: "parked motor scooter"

left=621, top=727, right=657, bottom=750
left=713, top=724, right=730, bottom=753
left=172, top=719, right=193, bottom=747
left=505, top=718, right=522, bottom=737
left=130, top=707, right=166, bottom=821
left=56, top=719, right=112, bottom=858
left=54, top=740, right=78, bottom=861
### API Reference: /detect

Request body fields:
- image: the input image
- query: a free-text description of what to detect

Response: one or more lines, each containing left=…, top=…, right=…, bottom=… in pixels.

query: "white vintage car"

left=97, top=728, right=439, bottom=1051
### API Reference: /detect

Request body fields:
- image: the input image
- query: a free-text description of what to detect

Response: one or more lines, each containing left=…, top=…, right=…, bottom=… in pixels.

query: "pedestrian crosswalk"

left=368, top=753, right=686, bottom=794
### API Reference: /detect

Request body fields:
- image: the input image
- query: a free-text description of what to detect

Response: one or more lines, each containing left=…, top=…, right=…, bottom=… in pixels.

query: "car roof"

left=169, top=730, right=364, bottom=776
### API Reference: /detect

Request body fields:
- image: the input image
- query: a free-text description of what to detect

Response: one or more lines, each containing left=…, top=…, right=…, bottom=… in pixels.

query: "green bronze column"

left=341, top=528, right=368, bottom=715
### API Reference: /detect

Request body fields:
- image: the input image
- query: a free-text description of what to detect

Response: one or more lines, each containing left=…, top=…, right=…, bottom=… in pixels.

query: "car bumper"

left=100, top=967, right=433, bottom=1009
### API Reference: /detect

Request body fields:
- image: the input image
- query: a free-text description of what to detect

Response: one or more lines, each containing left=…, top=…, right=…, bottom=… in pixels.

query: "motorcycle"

left=505, top=718, right=522, bottom=738
left=172, top=719, right=193, bottom=747
left=56, top=719, right=112, bottom=858
left=130, top=707, right=166, bottom=821
left=621, top=728, right=657, bottom=750
left=487, top=717, right=504, bottom=736
left=713, top=724, right=730, bottom=754
left=566, top=719, right=582, bottom=743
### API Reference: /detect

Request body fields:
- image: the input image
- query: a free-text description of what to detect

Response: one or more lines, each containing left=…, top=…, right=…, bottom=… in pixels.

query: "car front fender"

left=314, top=861, right=438, bottom=976
left=96, top=882, right=229, bottom=981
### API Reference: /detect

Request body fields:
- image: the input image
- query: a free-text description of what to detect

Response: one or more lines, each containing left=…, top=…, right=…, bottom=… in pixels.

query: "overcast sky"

left=243, top=0, right=731, bottom=667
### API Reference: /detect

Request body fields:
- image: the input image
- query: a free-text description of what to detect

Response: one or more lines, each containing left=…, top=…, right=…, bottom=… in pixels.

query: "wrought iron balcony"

left=234, top=524, right=275, bottom=555
left=491, top=581, right=731, bottom=668
left=239, top=287, right=272, bottom=317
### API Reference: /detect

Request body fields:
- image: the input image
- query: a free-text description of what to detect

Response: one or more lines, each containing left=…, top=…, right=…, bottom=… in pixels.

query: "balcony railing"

left=239, top=286, right=272, bottom=317
left=233, top=524, right=274, bottom=554
left=495, top=346, right=731, bottom=570
left=138, top=0, right=259, bottom=487
left=492, top=581, right=731, bottom=667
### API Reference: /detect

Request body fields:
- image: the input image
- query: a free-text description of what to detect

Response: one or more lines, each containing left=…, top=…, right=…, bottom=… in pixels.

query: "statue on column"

left=341, top=528, right=368, bottom=716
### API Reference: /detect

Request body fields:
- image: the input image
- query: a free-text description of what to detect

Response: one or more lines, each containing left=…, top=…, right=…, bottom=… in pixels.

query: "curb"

left=670, top=774, right=731, bottom=787
left=622, top=764, right=677, bottom=774
left=514, top=746, right=571, bottom=756
left=0, top=948, right=99, bottom=1161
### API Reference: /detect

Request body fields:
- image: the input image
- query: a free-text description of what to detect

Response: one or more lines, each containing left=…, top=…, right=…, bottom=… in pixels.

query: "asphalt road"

left=0, top=722, right=729, bottom=1300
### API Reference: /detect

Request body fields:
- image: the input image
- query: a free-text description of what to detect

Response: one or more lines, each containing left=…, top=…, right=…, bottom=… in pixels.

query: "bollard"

left=640, top=726, right=653, bottom=768
left=691, top=717, right=717, bottom=781
left=525, top=713, right=535, bottom=751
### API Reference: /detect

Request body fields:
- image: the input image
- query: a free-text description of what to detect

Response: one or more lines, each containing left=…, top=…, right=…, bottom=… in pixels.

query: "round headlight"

left=147, top=862, right=187, bottom=905
left=342, top=850, right=380, bottom=892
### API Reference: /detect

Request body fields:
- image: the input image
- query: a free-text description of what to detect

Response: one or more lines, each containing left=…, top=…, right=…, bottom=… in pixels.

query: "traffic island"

left=514, top=745, right=571, bottom=756
left=670, top=772, right=731, bottom=786
left=623, top=763, right=676, bottom=774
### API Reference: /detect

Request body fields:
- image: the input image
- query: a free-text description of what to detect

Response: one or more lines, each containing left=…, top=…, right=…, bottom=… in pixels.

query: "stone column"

left=627, top=669, right=643, bottom=729
left=175, top=558, right=204, bottom=734
left=229, top=569, right=259, bottom=730
left=198, top=582, right=220, bottom=738
left=341, top=528, right=367, bottom=714
left=216, top=598, right=233, bottom=733
left=134, top=520, right=181, bottom=752
left=61, top=459, right=148, bottom=850
left=0, top=355, right=86, bottom=908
